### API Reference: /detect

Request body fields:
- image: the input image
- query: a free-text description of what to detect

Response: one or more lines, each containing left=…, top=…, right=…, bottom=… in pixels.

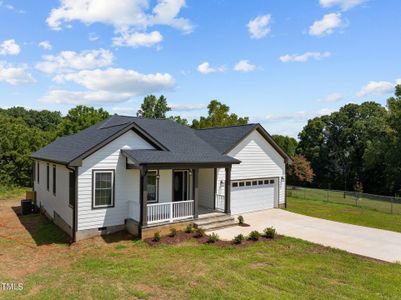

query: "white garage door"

left=231, top=178, right=277, bottom=214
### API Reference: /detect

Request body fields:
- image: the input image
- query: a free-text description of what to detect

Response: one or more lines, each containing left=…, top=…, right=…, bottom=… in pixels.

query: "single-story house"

left=31, top=115, right=291, bottom=241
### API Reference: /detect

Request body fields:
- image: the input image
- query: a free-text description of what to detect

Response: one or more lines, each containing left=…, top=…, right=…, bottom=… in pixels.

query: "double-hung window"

left=147, top=170, right=158, bottom=203
left=93, top=170, right=114, bottom=208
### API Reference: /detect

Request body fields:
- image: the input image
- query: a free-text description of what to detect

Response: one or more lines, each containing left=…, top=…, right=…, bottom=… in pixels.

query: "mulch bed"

left=144, top=231, right=276, bottom=247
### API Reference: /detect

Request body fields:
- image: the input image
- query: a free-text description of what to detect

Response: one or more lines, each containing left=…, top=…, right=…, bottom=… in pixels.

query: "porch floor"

left=198, top=206, right=226, bottom=219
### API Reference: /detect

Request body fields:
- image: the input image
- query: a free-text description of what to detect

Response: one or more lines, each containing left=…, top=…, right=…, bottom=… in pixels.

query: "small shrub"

left=238, top=215, right=244, bottom=224
left=195, top=227, right=205, bottom=238
left=233, top=234, right=244, bottom=244
left=263, top=227, right=276, bottom=239
left=248, top=230, right=260, bottom=241
left=169, top=228, right=177, bottom=237
left=207, top=233, right=219, bottom=243
left=185, top=224, right=194, bottom=233
left=153, top=232, right=161, bottom=242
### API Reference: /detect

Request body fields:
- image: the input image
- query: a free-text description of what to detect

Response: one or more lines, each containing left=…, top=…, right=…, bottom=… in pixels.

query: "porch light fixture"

left=189, top=170, right=192, bottom=176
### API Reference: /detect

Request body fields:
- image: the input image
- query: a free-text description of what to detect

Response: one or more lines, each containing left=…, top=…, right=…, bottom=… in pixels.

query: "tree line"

left=3, top=86, right=401, bottom=196
left=275, top=85, right=401, bottom=196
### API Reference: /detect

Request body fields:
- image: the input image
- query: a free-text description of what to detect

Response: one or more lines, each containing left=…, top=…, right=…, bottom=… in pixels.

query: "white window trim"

left=93, top=170, right=115, bottom=209
left=147, top=170, right=159, bottom=203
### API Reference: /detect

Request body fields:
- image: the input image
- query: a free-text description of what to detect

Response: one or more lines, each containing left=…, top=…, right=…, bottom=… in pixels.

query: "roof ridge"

left=196, top=123, right=258, bottom=130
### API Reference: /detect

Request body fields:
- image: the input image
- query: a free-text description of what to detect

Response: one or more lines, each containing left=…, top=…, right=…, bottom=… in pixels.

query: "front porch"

left=136, top=166, right=232, bottom=227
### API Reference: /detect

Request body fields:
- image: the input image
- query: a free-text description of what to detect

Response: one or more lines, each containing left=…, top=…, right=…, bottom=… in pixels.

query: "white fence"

left=215, top=194, right=225, bottom=211
left=147, top=200, right=194, bottom=224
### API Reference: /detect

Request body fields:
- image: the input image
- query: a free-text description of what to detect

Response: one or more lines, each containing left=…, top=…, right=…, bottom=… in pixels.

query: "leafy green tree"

left=191, top=100, right=248, bottom=129
left=0, top=106, right=62, bottom=131
left=297, top=102, right=387, bottom=193
left=272, top=135, right=298, bottom=157
left=169, top=116, right=189, bottom=126
left=0, top=114, right=51, bottom=187
left=137, top=95, right=171, bottom=118
left=57, top=106, right=110, bottom=136
left=363, top=85, right=401, bottom=194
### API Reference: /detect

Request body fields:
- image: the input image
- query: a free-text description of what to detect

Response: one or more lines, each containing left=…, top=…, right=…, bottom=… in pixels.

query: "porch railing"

left=147, top=200, right=194, bottom=224
left=215, top=194, right=225, bottom=211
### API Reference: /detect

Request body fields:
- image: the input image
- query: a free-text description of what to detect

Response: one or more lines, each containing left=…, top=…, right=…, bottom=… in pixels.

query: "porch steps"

left=194, top=215, right=238, bottom=231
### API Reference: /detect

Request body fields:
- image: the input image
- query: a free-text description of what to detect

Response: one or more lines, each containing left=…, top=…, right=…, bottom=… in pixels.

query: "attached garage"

left=230, top=178, right=278, bottom=214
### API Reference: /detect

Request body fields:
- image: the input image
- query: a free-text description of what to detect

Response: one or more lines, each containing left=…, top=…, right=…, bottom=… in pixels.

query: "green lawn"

left=2, top=236, right=401, bottom=299
left=0, top=186, right=28, bottom=200
left=287, top=196, right=401, bottom=233
left=287, top=186, right=401, bottom=214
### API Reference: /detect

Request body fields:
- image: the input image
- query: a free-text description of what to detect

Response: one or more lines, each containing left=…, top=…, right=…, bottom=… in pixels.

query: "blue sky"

left=0, top=0, right=400, bottom=137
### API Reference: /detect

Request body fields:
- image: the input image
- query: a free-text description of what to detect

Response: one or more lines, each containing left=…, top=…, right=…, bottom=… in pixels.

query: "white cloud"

left=320, top=0, right=365, bottom=11
left=247, top=14, right=271, bottom=39
left=36, top=48, right=113, bottom=74
left=0, top=39, right=20, bottom=55
left=318, top=108, right=334, bottom=115
left=170, top=103, right=206, bottom=111
left=55, top=68, right=174, bottom=92
left=357, top=81, right=395, bottom=97
left=0, top=62, right=35, bottom=85
left=151, top=0, right=193, bottom=34
left=234, top=60, right=256, bottom=72
left=0, top=1, right=25, bottom=13
left=42, top=67, right=175, bottom=104
left=46, top=0, right=193, bottom=35
left=396, top=78, right=401, bottom=85
left=38, top=40, right=52, bottom=50
left=40, top=90, right=132, bottom=105
left=309, top=13, right=344, bottom=36
left=111, top=106, right=137, bottom=115
left=197, top=62, right=225, bottom=74
left=259, top=108, right=334, bottom=124
left=280, top=51, right=331, bottom=63
left=113, top=31, right=163, bottom=48
left=322, top=92, right=343, bottom=102
left=88, top=32, right=99, bottom=41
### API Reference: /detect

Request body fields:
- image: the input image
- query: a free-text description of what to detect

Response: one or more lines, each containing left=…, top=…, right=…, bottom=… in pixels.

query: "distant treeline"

left=3, top=86, right=401, bottom=196
left=273, top=85, right=401, bottom=196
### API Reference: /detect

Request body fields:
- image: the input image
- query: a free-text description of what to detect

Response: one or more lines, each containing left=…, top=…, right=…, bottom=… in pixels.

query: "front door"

left=173, top=170, right=189, bottom=201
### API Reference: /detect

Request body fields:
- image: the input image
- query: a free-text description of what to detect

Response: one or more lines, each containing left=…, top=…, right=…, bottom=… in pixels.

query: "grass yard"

left=1, top=198, right=401, bottom=299
left=287, top=186, right=401, bottom=214
left=0, top=186, right=28, bottom=201
left=287, top=196, right=401, bottom=233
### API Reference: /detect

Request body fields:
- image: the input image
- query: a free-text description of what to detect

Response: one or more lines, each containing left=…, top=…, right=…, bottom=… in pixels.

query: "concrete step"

left=194, top=215, right=235, bottom=227
left=194, top=214, right=238, bottom=231
left=201, top=219, right=238, bottom=231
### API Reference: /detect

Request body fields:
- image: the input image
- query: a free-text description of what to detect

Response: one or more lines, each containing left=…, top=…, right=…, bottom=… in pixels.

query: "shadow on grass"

left=101, top=231, right=137, bottom=244
left=12, top=206, right=71, bottom=246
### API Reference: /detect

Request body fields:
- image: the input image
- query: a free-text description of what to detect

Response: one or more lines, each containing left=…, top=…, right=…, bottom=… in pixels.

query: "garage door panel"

left=231, top=180, right=276, bottom=214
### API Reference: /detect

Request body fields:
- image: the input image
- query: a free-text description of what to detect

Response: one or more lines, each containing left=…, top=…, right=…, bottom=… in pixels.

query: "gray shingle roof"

left=194, top=124, right=258, bottom=154
left=122, top=149, right=238, bottom=165
left=32, top=117, right=137, bottom=165
left=32, top=115, right=240, bottom=166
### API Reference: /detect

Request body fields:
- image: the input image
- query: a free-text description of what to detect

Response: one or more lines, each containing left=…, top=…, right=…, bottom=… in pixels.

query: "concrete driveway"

left=210, top=209, right=401, bottom=263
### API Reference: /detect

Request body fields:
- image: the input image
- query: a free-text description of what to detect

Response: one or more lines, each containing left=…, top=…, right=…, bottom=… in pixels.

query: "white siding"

left=77, top=130, right=154, bottom=230
left=198, top=168, right=215, bottom=209
left=217, top=130, right=286, bottom=205
left=158, top=169, right=172, bottom=203
left=34, top=161, right=72, bottom=226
